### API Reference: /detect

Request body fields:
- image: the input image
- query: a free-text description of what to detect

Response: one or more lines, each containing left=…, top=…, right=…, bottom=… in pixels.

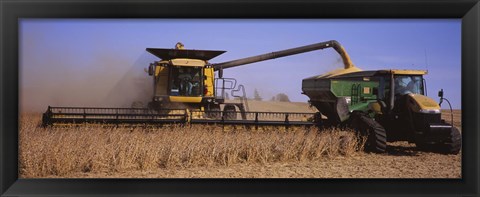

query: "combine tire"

left=417, top=127, right=461, bottom=154
left=223, top=105, right=237, bottom=120
left=358, top=115, right=387, bottom=153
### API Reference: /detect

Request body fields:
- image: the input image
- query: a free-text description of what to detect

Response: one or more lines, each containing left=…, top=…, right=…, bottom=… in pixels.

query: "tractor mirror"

left=438, top=89, right=444, bottom=98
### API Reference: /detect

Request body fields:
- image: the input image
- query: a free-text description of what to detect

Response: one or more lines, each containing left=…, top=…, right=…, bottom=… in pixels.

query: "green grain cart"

left=302, top=68, right=461, bottom=154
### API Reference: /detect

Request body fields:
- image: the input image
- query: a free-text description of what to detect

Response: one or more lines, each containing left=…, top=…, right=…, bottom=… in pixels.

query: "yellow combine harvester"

left=43, top=40, right=351, bottom=127
left=143, top=41, right=358, bottom=120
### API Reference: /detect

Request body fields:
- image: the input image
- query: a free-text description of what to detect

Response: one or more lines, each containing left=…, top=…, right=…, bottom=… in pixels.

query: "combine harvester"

left=43, top=40, right=461, bottom=154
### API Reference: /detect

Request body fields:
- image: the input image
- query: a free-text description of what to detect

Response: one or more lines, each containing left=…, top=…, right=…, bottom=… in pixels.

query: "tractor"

left=302, top=65, right=461, bottom=154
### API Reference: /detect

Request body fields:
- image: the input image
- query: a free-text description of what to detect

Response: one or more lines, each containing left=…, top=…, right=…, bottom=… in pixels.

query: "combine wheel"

left=206, top=104, right=221, bottom=119
left=357, top=115, right=387, bottom=153
left=223, top=104, right=237, bottom=120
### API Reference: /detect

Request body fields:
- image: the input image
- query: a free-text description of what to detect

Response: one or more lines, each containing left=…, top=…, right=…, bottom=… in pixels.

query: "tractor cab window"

left=170, top=66, right=203, bottom=96
left=378, top=76, right=389, bottom=100
left=394, top=75, right=424, bottom=96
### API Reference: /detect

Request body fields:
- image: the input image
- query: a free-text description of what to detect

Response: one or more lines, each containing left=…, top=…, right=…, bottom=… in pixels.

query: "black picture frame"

left=1, top=0, right=479, bottom=196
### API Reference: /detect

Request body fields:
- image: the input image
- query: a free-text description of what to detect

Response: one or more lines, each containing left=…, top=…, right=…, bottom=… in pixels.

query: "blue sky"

left=20, top=19, right=461, bottom=111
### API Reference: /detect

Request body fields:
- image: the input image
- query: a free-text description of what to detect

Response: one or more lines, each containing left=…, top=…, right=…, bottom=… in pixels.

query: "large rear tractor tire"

left=357, top=115, right=387, bottom=153
left=223, top=105, right=237, bottom=120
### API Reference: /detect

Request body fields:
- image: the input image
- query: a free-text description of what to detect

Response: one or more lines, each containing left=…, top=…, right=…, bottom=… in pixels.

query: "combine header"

left=42, top=106, right=316, bottom=127
left=43, top=40, right=461, bottom=154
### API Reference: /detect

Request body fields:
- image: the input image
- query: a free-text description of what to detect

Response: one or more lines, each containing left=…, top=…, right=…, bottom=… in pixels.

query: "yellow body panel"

left=204, top=67, right=215, bottom=97
left=170, top=59, right=206, bottom=67
left=392, top=69, right=427, bottom=75
left=380, top=69, right=428, bottom=75
left=406, top=94, right=441, bottom=112
left=169, top=96, right=203, bottom=103
left=155, top=66, right=169, bottom=95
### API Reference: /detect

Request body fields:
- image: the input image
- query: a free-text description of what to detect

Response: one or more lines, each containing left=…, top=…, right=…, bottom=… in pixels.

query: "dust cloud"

left=20, top=36, right=347, bottom=113
left=20, top=52, right=155, bottom=113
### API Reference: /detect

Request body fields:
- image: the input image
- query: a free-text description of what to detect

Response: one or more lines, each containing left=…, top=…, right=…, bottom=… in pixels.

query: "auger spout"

left=212, top=40, right=355, bottom=71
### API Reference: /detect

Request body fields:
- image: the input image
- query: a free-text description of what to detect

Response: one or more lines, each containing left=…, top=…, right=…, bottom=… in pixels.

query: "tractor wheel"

left=358, top=115, right=387, bottom=153
left=223, top=105, right=237, bottom=120
left=206, top=104, right=221, bottom=119
left=417, top=127, right=461, bottom=154
left=442, top=127, right=462, bottom=154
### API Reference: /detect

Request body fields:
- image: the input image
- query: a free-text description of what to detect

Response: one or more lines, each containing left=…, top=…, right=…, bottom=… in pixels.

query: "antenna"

left=424, top=48, right=429, bottom=72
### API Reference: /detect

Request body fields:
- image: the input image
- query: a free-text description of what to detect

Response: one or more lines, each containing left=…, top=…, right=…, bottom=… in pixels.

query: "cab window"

left=394, top=75, right=424, bottom=95
left=170, top=66, right=203, bottom=96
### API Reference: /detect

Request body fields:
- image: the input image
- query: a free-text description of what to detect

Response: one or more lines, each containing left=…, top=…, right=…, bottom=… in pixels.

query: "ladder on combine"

left=42, top=106, right=317, bottom=127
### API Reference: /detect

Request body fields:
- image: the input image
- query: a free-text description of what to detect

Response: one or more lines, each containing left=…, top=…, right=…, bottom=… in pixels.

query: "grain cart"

left=302, top=68, right=461, bottom=154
